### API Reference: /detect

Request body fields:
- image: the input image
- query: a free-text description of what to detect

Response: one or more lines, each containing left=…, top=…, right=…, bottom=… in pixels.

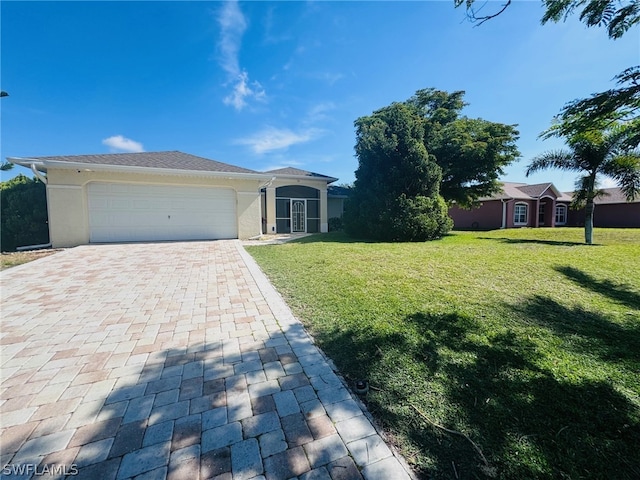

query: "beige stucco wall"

left=46, top=185, right=89, bottom=248
left=45, top=168, right=264, bottom=247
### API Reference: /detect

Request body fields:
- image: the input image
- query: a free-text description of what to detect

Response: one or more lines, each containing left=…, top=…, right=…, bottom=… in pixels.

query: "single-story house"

left=449, top=182, right=640, bottom=229
left=9, top=151, right=340, bottom=248
left=449, top=182, right=573, bottom=230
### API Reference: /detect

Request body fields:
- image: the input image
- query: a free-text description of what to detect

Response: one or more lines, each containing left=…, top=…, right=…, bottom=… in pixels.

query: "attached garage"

left=88, top=183, right=237, bottom=242
left=9, top=151, right=272, bottom=247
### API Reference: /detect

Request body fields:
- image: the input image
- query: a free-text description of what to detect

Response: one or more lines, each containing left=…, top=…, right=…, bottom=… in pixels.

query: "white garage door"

left=88, top=183, right=237, bottom=243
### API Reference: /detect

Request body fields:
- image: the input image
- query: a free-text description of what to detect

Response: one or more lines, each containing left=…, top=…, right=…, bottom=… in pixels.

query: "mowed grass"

left=247, top=228, right=640, bottom=479
left=0, top=249, right=60, bottom=270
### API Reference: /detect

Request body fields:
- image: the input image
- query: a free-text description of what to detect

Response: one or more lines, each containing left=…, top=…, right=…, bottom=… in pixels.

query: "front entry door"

left=291, top=200, right=306, bottom=233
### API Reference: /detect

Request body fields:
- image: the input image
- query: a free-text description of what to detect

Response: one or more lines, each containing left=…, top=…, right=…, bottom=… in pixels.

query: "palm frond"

left=525, top=150, right=578, bottom=176
left=601, top=153, right=640, bottom=200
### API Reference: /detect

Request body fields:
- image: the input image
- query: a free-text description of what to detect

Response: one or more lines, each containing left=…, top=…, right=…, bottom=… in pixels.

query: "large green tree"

left=409, top=89, right=520, bottom=207
left=527, top=123, right=640, bottom=244
left=344, top=102, right=452, bottom=241
left=1, top=175, right=49, bottom=251
left=456, top=0, right=639, bottom=38
left=553, top=66, right=640, bottom=149
left=456, top=0, right=639, bottom=147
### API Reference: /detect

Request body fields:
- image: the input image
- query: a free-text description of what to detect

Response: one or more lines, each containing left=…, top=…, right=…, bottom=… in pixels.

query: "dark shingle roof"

left=327, top=185, right=351, bottom=197
left=587, top=187, right=639, bottom=204
left=28, top=151, right=259, bottom=174
left=515, top=183, right=553, bottom=197
left=480, top=182, right=572, bottom=202
left=265, top=167, right=337, bottom=182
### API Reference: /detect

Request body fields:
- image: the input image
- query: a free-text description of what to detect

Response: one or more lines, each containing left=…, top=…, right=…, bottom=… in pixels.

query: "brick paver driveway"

left=0, top=241, right=412, bottom=480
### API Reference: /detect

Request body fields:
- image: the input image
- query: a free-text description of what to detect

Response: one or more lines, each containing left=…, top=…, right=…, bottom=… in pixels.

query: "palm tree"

left=526, top=125, right=640, bottom=244
left=1, top=161, right=14, bottom=171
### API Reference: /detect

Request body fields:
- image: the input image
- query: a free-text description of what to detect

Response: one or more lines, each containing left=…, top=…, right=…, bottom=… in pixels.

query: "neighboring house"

left=9, top=151, right=338, bottom=248
left=565, top=187, right=640, bottom=228
left=449, top=182, right=573, bottom=230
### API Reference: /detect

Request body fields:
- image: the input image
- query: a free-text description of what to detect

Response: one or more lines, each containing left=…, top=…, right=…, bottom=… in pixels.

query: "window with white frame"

left=555, top=204, right=567, bottom=225
left=514, top=203, right=528, bottom=225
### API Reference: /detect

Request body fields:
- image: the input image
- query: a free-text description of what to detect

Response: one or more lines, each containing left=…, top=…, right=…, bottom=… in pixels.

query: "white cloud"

left=223, top=71, right=266, bottom=111
left=217, top=1, right=246, bottom=77
left=309, top=71, right=344, bottom=85
left=599, top=176, right=618, bottom=189
left=102, top=135, right=144, bottom=153
left=235, top=126, right=324, bottom=154
left=216, top=1, right=265, bottom=111
left=306, top=102, right=336, bottom=123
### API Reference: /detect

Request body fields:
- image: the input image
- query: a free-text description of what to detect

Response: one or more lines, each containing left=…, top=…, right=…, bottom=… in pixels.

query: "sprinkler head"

left=354, top=380, right=369, bottom=395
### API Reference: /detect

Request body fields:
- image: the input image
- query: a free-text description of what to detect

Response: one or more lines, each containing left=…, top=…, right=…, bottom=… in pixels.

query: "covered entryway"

left=88, top=182, right=237, bottom=242
left=273, top=186, right=321, bottom=234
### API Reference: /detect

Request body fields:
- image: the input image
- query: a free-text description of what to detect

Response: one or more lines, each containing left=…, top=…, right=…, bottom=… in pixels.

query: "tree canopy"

left=409, top=89, right=520, bottom=207
left=456, top=0, right=639, bottom=149
left=551, top=66, right=640, bottom=149
left=344, top=88, right=520, bottom=241
left=456, top=0, right=640, bottom=39
left=344, top=102, right=452, bottom=241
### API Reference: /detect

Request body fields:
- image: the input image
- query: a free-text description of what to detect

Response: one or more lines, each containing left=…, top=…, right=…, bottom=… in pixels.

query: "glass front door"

left=291, top=200, right=306, bottom=232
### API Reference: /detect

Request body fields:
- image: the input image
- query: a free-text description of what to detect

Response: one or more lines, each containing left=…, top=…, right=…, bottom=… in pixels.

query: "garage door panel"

left=88, top=183, right=237, bottom=242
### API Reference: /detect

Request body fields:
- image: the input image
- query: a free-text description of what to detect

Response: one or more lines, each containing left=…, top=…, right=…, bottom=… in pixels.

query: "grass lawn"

left=0, top=249, right=60, bottom=270
left=247, top=228, right=640, bottom=479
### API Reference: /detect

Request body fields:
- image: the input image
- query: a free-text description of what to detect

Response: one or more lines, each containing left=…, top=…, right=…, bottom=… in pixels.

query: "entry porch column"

left=320, top=187, right=328, bottom=233
left=266, top=186, right=276, bottom=234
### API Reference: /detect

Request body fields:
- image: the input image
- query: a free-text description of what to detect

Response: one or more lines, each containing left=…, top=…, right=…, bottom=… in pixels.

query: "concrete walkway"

left=0, top=241, right=413, bottom=480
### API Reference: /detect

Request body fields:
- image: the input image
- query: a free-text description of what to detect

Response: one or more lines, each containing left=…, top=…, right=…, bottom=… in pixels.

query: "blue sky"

left=1, top=1, right=638, bottom=193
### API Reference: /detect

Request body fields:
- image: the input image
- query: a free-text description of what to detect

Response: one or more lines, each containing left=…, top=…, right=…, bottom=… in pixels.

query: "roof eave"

left=9, top=158, right=271, bottom=181
left=273, top=173, right=338, bottom=184
left=7, top=157, right=47, bottom=171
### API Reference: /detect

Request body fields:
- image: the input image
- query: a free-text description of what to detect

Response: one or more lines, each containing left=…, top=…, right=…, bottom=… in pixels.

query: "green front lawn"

left=247, top=228, right=640, bottom=479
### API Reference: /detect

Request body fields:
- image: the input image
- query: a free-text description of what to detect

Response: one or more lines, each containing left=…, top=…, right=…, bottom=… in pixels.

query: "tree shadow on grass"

left=477, top=237, right=587, bottom=247
left=555, top=265, right=640, bottom=309
left=289, top=232, right=457, bottom=245
left=288, top=232, right=375, bottom=245
left=512, top=294, right=640, bottom=365
left=311, top=310, right=640, bottom=479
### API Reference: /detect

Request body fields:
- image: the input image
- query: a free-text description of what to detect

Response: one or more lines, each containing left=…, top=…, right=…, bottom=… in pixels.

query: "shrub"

left=1, top=175, right=49, bottom=251
left=328, top=217, right=343, bottom=232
